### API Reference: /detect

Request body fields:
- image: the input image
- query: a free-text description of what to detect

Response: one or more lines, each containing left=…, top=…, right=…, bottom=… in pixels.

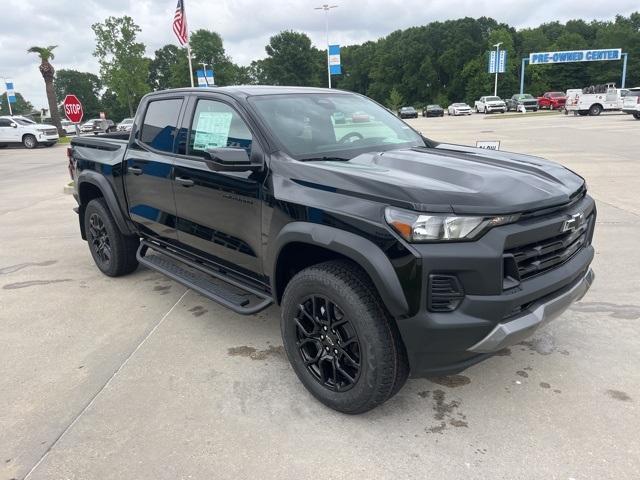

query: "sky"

left=0, top=0, right=638, bottom=110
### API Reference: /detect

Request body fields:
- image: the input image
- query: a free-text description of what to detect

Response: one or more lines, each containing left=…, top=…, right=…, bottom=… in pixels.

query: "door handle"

left=128, top=166, right=143, bottom=175
left=175, top=176, right=195, bottom=187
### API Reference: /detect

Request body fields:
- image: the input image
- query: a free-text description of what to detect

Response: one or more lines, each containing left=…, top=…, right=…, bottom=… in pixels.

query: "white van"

left=0, top=116, right=59, bottom=148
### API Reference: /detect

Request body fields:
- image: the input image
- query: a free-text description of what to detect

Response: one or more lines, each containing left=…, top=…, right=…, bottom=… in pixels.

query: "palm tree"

left=27, top=45, right=64, bottom=136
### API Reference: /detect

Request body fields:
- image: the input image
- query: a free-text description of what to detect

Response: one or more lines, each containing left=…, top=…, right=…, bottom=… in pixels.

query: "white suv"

left=0, top=116, right=59, bottom=148
left=622, top=88, right=640, bottom=120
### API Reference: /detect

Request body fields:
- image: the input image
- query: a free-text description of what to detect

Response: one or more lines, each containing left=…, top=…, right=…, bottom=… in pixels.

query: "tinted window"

left=188, top=99, right=252, bottom=157
left=626, top=90, right=640, bottom=97
left=140, top=98, right=183, bottom=153
left=0, top=119, right=13, bottom=127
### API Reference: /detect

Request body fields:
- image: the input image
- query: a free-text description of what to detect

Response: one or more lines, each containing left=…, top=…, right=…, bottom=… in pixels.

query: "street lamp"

left=493, top=42, right=503, bottom=97
left=314, top=4, right=338, bottom=88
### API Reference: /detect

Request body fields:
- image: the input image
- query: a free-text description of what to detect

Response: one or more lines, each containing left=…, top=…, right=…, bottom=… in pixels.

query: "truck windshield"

left=248, top=93, right=425, bottom=159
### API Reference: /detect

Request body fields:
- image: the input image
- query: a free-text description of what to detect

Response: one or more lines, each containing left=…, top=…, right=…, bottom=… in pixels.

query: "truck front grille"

left=505, top=215, right=593, bottom=281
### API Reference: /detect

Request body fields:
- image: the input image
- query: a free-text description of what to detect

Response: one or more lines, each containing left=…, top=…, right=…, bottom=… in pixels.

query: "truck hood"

left=280, top=144, right=585, bottom=215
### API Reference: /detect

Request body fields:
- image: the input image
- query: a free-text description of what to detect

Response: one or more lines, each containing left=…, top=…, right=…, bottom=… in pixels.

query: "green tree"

left=149, top=44, right=185, bottom=90
left=387, top=88, right=404, bottom=111
left=54, top=69, right=102, bottom=119
left=92, top=16, right=150, bottom=117
left=27, top=45, right=64, bottom=135
left=100, top=89, right=131, bottom=122
left=0, top=92, right=33, bottom=116
left=261, top=31, right=324, bottom=86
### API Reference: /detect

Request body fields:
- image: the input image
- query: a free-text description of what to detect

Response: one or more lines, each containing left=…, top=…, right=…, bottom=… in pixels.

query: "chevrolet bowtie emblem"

left=561, top=212, right=584, bottom=233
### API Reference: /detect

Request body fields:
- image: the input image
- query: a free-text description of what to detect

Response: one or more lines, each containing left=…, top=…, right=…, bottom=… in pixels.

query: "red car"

left=538, top=92, right=566, bottom=110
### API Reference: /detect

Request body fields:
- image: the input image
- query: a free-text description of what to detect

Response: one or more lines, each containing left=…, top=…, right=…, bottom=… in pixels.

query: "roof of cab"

left=144, top=85, right=351, bottom=99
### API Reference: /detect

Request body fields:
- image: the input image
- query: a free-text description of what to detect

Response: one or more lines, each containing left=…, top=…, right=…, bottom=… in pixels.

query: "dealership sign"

left=529, top=48, right=622, bottom=64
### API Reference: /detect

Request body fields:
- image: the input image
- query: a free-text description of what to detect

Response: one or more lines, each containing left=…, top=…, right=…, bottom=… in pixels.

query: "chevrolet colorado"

left=69, top=86, right=596, bottom=413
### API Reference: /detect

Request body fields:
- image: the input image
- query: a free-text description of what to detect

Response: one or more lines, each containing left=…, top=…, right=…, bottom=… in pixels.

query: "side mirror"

left=204, top=147, right=259, bottom=171
left=11, top=123, right=17, bottom=128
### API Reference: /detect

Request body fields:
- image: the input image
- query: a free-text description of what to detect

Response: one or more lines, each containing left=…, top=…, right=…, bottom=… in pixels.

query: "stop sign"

left=63, top=94, right=84, bottom=123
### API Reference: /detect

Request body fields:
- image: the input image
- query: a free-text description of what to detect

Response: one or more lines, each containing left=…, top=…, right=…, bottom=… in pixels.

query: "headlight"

left=385, top=207, right=519, bottom=242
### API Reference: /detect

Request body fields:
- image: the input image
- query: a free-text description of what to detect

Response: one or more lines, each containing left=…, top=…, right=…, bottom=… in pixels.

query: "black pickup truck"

left=69, top=86, right=595, bottom=413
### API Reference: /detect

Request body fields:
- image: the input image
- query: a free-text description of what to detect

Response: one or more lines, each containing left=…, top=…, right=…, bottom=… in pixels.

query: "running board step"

left=137, top=240, right=273, bottom=315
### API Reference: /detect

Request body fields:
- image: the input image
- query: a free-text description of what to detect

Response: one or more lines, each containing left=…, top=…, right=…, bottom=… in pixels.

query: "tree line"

left=18, top=12, right=640, bottom=129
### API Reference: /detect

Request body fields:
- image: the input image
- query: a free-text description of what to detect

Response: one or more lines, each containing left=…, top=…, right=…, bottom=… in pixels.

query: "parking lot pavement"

left=1, top=113, right=639, bottom=480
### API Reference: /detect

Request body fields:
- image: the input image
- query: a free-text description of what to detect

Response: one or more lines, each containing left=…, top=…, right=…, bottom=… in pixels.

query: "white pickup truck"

left=474, top=96, right=506, bottom=114
left=565, top=84, right=630, bottom=116
left=0, top=116, right=59, bottom=148
left=621, top=87, right=640, bottom=120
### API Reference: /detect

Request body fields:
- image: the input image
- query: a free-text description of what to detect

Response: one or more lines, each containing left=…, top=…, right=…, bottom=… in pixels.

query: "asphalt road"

left=1, top=112, right=639, bottom=480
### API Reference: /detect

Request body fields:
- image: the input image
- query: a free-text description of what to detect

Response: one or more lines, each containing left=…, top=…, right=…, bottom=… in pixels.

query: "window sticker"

left=193, top=111, right=233, bottom=151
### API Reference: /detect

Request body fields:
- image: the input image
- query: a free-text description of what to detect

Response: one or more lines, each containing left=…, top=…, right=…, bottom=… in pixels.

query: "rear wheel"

left=22, top=134, right=37, bottom=149
left=281, top=260, right=408, bottom=414
left=84, top=198, right=139, bottom=277
left=589, top=104, right=602, bottom=116
left=633, top=112, right=640, bottom=120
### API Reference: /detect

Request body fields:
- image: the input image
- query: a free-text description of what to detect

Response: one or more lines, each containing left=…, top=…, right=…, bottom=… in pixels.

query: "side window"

left=188, top=99, right=252, bottom=157
left=140, top=98, right=183, bottom=153
left=0, top=119, right=13, bottom=127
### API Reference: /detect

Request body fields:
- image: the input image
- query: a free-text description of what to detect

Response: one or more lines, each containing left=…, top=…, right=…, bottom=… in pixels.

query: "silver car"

left=117, top=118, right=134, bottom=132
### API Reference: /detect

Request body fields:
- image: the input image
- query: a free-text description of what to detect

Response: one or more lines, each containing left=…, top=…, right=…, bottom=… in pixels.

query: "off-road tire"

left=281, top=260, right=409, bottom=414
left=84, top=198, right=139, bottom=277
left=22, top=134, right=37, bottom=149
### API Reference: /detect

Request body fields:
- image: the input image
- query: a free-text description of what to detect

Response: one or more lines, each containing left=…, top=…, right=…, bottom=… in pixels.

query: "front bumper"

left=395, top=194, right=596, bottom=377
left=468, top=268, right=594, bottom=353
left=486, top=105, right=506, bottom=111
left=39, top=134, right=59, bottom=142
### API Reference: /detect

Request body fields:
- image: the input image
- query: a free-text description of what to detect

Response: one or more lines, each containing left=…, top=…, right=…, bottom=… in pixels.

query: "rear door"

left=172, top=94, right=265, bottom=277
left=124, top=96, right=186, bottom=241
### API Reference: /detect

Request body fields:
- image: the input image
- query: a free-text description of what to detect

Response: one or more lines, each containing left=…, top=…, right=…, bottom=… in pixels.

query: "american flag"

left=173, top=0, right=188, bottom=45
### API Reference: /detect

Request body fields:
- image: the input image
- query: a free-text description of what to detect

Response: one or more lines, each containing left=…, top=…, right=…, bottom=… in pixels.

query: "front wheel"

left=281, top=260, right=408, bottom=414
left=84, top=198, right=139, bottom=277
left=22, top=134, right=37, bottom=149
left=633, top=112, right=640, bottom=120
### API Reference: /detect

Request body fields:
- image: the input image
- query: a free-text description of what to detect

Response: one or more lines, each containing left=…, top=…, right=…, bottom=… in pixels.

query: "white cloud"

left=0, top=0, right=637, bottom=109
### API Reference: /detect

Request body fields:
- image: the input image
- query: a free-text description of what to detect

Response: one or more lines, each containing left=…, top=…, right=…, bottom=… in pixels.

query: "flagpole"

left=186, top=40, right=194, bottom=87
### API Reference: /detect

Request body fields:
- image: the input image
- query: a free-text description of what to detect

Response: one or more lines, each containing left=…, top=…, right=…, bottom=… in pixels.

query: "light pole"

left=314, top=4, right=338, bottom=88
left=493, top=42, right=503, bottom=97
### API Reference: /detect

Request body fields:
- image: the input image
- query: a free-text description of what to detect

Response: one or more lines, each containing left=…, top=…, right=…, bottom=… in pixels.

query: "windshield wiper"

left=300, top=156, right=351, bottom=162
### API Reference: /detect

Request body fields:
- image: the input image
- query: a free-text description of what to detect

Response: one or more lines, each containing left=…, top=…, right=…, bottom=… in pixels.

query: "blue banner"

left=5, top=80, right=16, bottom=103
left=329, top=44, right=341, bottom=75
left=488, top=51, right=507, bottom=73
left=196, top=69, right=215, bottom=87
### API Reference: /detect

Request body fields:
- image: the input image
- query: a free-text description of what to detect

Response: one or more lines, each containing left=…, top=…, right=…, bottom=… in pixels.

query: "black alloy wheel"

left=88, top=212, right=112, bottom=268
left=294, top=295, right=361, bottom=392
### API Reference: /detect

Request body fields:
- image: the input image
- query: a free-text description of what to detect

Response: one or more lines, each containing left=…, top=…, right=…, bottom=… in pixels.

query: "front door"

left=124, top=96, right=185, bottom=242
left=0, top=118, right=20, bottom=143
left=172, top=96, right=264, bottom=277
